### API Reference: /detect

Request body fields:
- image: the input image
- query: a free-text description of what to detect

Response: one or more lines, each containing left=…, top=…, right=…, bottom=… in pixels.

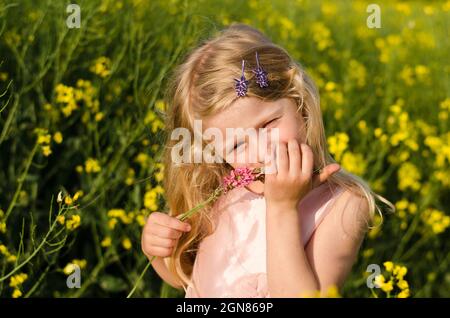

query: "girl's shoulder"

left=318, top=183, right=372, bottom=239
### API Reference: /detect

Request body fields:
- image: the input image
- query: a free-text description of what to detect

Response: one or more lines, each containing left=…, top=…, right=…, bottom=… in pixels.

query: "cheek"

left=277, top=118, right=304, bottom=143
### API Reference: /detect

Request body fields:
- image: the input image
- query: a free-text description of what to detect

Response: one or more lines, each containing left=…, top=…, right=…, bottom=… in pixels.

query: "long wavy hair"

left=160, top=23, right=394, bottom=290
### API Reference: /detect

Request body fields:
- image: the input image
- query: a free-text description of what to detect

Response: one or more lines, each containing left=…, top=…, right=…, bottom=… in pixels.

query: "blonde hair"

left=161, top=23, right=394, bottom=290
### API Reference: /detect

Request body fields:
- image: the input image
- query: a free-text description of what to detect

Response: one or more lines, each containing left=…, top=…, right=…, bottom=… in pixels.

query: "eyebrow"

left=221, top=107, right=283, bottom=154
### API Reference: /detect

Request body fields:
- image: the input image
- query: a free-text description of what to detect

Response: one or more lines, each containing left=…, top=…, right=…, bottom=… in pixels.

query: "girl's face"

left=203, top=97, right=307, bottom=172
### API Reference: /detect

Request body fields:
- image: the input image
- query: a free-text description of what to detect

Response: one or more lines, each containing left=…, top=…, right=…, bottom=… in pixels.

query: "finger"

left=149, top=223, right=184, bottom=239
left=288, top=139, right=301, bottom=176
left=147, top=235, right=177, bottom=249
left=277, top=142, right=288, bottom=175
left=154, top=214, right=191, bottom=232
left=264, top=140, right=277, bottom=175
left=300, top=144, right=314, bottom=177
left=145, top=246, right=173, bottom=258
left=312, top=163, right=341, bottom=188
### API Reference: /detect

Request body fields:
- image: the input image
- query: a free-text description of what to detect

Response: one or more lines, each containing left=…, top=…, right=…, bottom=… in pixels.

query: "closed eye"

left=233, top=141, right=245, bottom=150
left=263, top=117, right=280, bottom=128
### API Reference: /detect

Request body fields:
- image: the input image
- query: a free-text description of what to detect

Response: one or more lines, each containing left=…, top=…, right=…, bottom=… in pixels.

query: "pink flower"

left=222, top=167, right=262, bottom=193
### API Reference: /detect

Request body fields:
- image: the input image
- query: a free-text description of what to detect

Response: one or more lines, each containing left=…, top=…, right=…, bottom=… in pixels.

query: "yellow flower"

left=0, top=221, right=6, bottom=233
left=135, top=153, right=150, bottom=167
left=397, top=279, right=409, bottom=290
left=37, top=134, right=51, bottom=145
left=73, top=190, right=83, bottom=201
left=72, top=259, right=87, bottom=269
left=125, top=168, right=135, bottom=185
left=154, top=163, right=164, bottom=182
left=374, top=128, right=383, bottom=138
left=374, top=274, right=385, bottom=288
left=85, top=158, right=101, bottom=174
left=321, top=3, right=337, bottom=16
left=144, top=190, right=158, bottom=211
left=395, top=199, right=409, bottom=211
left=101, top=236, right=112, bottom=248
left=341, top=152, right=366, bottom=176
left=440, top=98, right=450, bottom=110
left=325, top=81, right=336, bottom=92
left=155, top=100, right=166, bottom=112
left=415, top=65, right=429, bottom=80
left=63, top=263, right=76, bottom=275
left=66, top=215, right=81, bottom=230
left=90, top=57, right=111, bottom=78
left=107, top=208, right=126, bottom=218
left=327, top=132, right=349, bottom=161
left=323, top=285, right=341, bottom=298
left=393, top=265, right=408, bottom=280
left=108, top=218, right=117, bottom=230
left=63, top=259, right=86, bottom=275
left=395, top=3, right=411, bottom=15
left=136, top=214, right=146, bottom=227
left=12, top=289, right=22, bottom=298
left=64, top=195, right=73, bottom=205
left=107, top=209, right=133, bottom=224
left=9, top=273, right=28, bottom=288
left=362, top=248, right=374, bottom=258
left=95, top=112, right=104, bottom=122
left=423, top=5, right=434, bottom=15
left=41, top=145, right=52, bottom=157
left=421, top=208, right=450, bottom=234
left=397, top=162, right=421, bottom=191
left=0, top=244, right=8, bottom=256
left=57, top=215, right=65, bottom=225
left=349, top=59, right=366, bottom=87
left=357, top=120, right=368, bottom=134
left=399, top=66, right=414, bottom=86
left=383, top=261, right=394, bottom=272
left=397, top=289, right=410, bottom=298
left=122, top=237, right=132, bottom=250
left=53, top=132, right=63, bottom=144
left=311, top=22, right=333, bottom=51
left=0, top=72, right=8, bottom=81
left=380, top=280, right=394, bottom=293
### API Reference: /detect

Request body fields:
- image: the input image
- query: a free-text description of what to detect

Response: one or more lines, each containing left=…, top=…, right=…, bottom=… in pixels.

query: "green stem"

left=4, top=143, right=38, bottom=222
left=126, top=256, right=155, bottom=298
left=0, top=205, right=61, bottom=282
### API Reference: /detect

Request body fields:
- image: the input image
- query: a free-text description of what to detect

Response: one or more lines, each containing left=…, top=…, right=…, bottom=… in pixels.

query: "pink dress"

left=184, top=181, right=345, bottom=298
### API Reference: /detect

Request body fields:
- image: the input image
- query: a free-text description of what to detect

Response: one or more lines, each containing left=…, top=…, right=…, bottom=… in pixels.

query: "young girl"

left=141, top=23, right=393, bottom=297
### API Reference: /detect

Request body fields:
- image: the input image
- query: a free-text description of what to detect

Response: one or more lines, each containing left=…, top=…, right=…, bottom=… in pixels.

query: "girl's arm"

left=266, top=203, right=319, bottom=297
left=264, top=140, right=368, bottom=297
left=151, top=256, right=184, bottom=290
left=266, top=190, right=370, bottom=297
left=304, top=190, right=370, bottom=295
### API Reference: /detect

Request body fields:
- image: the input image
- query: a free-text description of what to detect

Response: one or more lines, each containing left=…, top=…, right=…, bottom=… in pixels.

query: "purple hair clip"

left=234, top=60, right=249, bottom=97
left=252, top=51, right=269, bottom=88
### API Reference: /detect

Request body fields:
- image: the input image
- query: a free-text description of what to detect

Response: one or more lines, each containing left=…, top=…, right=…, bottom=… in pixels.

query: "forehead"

left=203, top=97, right=292, bottom=131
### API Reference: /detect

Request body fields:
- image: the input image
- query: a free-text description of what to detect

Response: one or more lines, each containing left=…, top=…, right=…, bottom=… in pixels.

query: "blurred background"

left=0, top=0, right=448, bottom=298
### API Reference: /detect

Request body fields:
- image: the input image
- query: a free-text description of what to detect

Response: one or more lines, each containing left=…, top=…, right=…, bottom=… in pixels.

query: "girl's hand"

left=141, top=212, right=191, bottom=259
left=264, top=139, right=340, bottom=210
